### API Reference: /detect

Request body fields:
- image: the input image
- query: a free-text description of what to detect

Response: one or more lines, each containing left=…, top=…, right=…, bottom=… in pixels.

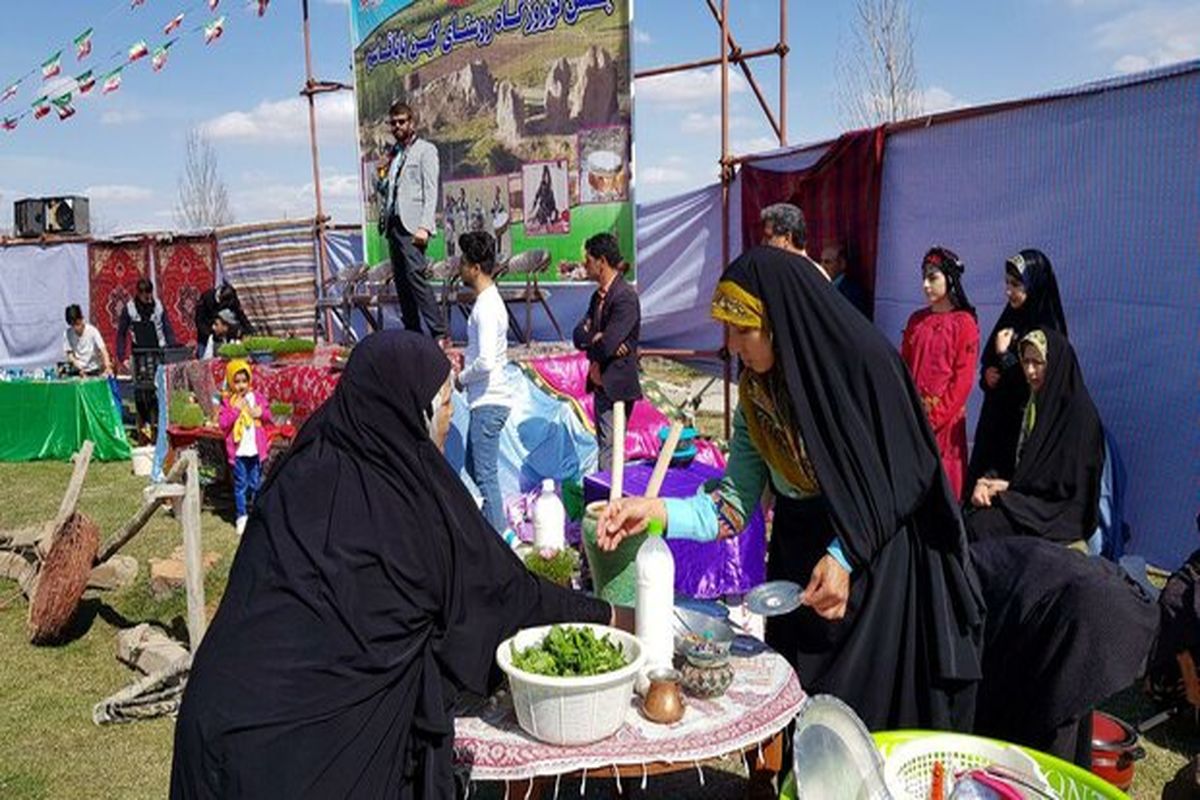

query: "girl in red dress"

left=901, top=247, right=979, bottom=499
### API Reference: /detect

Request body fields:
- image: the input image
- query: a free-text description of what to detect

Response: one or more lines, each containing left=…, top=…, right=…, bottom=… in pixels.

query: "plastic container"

left=881, top=732, right=1051, bottom=799
left=130, top=445, right=154, bottom=477
left=495, top=623, right=644, bottom=746
left=581, top=500, right=645, bottom=605
left=532, top=478, right=565, bottom=551
left=635, top=519, right=675, bottom=673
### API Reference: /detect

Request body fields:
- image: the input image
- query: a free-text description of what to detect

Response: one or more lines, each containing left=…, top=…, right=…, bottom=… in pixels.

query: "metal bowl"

left=672, top=607, right=735, bottom=666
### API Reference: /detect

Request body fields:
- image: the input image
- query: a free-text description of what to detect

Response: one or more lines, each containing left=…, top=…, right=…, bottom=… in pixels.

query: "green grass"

left=0, top=453, right=1193, bottom=798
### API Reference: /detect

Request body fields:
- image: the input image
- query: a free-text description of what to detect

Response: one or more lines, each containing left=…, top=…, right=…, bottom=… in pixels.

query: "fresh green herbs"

left=509, top=625, right=628, bottom=677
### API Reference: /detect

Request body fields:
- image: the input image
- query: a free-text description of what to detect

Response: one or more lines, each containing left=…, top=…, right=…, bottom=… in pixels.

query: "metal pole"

left=301, top=0, right=333, bottom=342
left=720, top=0, right=732, bottom=439
left=780, top=0, right=788, bottom=146
left=633, top=45, right=780, bottom=80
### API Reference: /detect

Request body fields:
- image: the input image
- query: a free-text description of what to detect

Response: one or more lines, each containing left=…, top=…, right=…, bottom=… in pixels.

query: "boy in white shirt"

left=64, top=304, right=112, bottom=377
left=454, top=231, right=512, bottom=533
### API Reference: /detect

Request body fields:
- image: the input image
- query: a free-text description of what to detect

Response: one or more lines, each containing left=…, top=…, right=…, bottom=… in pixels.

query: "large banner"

left=350, top=0, right=635, bottom=284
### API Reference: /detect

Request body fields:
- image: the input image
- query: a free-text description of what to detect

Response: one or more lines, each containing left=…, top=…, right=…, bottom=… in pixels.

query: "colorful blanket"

left=88, top=240, right=150, bottom=358
left=154, top=237, right=217, bottom=347
left=215, top=220, right=318, bottom=337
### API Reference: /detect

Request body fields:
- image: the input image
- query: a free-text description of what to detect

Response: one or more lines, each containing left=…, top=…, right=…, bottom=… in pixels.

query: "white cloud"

left=636, top=67, right=746, bottom=108
left=639, top=165, right=692, bottom=185
left=918, top=86, right=962, bottom=114
left=322, top=0, right=349, bottom=4
left=201, top=93, right=356, bottom=144
left=633, top=27, right=652, bottom=44
left=731, top=136, right=781, bottom=157
left=83, top=184, right=154, bottom=202
left=227, top=172, right=363, bottom=224
left=1092, top=4, right=1200, bottom=73
left=679, top=112, right=754, bottom=134
left=100, top=109, right=145, bottom=126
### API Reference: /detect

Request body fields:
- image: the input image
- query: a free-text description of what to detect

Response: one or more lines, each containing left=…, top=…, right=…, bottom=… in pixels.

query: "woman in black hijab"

left=966, top=249, right=1068, bottom=493
left=170, top=331, right=613, bottom=799
left=971, top=537, right=1159, bottom=764
left=597, top=246, right=984, bottom=731
left=966, top=328, right=1104, bottom=544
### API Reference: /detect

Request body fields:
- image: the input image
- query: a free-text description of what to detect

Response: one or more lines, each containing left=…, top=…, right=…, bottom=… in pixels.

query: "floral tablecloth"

left=454, top=649, right=803, bottom=784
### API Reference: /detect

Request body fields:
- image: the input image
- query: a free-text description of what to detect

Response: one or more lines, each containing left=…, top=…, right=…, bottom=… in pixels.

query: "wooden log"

left=644, top=421, right=684, bottom=500
left=36, top=441, right=93, bottom=557
left=95, top=457, right=190, bottom=564
left=180, top=451, right=207, bottom=650
left=0, top=551, right=37, bottom=597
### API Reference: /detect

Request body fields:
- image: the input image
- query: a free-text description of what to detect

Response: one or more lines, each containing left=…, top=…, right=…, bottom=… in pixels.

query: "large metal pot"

left=1090, top=710, right=1144, bottom=791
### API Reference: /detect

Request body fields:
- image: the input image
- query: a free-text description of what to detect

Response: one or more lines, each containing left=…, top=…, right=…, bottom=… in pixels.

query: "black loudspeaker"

left=13, top=196, right=89, bottom=237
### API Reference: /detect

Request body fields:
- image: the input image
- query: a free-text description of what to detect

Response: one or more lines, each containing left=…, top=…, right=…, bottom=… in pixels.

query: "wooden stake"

left=96, top=457, right=189, bottom=564
left=179, top=451, right=207, bottom=650
left=644, top=422, right=684, bottom=500
left=609, top=401, right=626, bottom=502
left=35, top=441, right=93, bottom=557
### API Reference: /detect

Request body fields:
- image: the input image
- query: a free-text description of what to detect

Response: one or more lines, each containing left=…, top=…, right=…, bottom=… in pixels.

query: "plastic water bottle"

left=532, top=478, right=565, bottom=551
left=636, top=518, right=675, bottom=673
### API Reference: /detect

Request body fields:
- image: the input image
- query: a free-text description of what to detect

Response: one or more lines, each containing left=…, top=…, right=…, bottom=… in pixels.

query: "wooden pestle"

left=644, top=421, right=684, bottom=500
left=609, top=401, right=626, bottom=502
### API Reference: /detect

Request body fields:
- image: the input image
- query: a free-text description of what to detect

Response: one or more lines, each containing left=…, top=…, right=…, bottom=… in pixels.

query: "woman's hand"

left=802, top=555, right=850, bottom=620
left=249, top=405, right=263, bottom=419
left=983, top=367, right=1001, bottom=389
left=995, top=328, right=1015, bottom=354
left=970, top=479, right=993, bottom=508
left=595, top=497, right=666, bottom=552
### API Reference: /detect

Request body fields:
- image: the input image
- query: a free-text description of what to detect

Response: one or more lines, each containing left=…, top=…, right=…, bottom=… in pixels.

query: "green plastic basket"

left=778, top=730, right=1127, bottom=799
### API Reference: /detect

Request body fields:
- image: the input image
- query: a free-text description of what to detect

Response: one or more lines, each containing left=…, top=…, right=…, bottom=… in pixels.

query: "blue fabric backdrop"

left=872, top=62, right=1200, bottom=567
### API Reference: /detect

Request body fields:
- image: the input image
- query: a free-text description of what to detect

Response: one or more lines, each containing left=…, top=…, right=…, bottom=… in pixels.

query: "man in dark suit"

left=573, top=232, right=642, bottom=473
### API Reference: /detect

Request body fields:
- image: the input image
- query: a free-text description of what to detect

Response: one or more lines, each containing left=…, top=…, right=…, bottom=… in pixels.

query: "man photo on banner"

left=376, top=100, right=447, bottom=345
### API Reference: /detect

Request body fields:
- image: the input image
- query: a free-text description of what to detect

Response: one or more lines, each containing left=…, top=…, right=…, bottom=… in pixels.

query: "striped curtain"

left=215, top=219, right=318, bottom=337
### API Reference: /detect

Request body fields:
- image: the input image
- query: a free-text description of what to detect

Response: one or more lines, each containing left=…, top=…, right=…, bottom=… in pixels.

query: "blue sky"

left=0, top=0, right=1196, bottom=233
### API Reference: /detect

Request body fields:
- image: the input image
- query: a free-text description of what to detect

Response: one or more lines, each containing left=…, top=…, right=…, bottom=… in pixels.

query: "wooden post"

left=36, top=441, right=93, bottom=557
left=96, top=456, right=190, bottom=564
left=609, top=401, right=626, bottom=501
left=179, top=450, right=207, bottom=650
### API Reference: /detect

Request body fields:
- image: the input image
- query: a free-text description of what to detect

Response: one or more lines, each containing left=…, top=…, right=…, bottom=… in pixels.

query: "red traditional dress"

left=901, top=307, right=979, bottom=499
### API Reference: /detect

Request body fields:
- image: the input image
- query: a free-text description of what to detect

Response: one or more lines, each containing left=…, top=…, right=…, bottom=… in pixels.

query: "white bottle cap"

left=541, top=478, right=555, bottom=493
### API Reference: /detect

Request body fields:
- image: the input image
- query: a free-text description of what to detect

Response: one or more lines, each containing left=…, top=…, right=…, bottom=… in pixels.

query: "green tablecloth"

left=0, top=378, right=131, bottom=462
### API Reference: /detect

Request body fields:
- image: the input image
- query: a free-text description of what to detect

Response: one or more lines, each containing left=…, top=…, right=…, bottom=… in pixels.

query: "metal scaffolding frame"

left=299, top=0, right=790, bottom=435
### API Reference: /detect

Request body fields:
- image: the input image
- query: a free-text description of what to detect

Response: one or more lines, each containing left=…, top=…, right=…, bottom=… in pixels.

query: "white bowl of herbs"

left=496, top=623, right=644, bottom=745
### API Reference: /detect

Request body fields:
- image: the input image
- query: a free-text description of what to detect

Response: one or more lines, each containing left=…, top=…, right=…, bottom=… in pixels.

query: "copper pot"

left=641, top=668, right=685, bottom=724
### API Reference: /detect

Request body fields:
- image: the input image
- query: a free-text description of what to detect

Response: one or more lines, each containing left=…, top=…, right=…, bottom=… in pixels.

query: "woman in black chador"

left=967, top=249, right=1068, bottom=495
left=532, top=164, right=559, bottom=226
left=597, top=246, right=985, bottom=731
left=170, top=331, right=613, bottom=799
left=966, top=328, right=1104, bottom=545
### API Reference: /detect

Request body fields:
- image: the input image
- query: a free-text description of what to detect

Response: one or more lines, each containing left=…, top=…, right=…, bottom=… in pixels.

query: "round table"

left=454, top=649, right=804, bottom=797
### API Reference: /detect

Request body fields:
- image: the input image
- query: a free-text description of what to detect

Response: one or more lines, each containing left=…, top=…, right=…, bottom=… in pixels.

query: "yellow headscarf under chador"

left=709, top=279, right=820, bottom=496
left=224, top=359, right=259, bottom=444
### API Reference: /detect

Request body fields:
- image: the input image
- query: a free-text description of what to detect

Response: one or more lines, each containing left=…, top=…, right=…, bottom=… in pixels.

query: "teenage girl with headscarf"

left=966, top=249, right=1068, bottom=493
left=901, top=246, right=979, bottom=499
left=596, top=245, right=985, bottom=732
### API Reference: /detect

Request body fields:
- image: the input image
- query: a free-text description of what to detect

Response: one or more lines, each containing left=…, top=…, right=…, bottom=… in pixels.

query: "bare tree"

left=174, top=128, right=233, bottom=229
left=834, top=0, right=923, bottom=128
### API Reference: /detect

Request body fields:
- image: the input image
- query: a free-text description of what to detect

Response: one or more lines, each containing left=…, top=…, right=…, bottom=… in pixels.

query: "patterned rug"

left=154, top=237, right=217, bottom=348
left=215, top=220, right=318, bottom=337
left=88, top=240, right=150, bottom=357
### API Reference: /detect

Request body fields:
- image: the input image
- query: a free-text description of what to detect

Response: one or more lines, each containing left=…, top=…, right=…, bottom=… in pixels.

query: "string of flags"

left=0, top=0, right=270, bottom=134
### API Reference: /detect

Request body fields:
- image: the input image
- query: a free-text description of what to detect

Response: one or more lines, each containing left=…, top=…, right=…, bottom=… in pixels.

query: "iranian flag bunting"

left=42, top=51, right=62, bottom=80
left=204, top=17, right=225, bottom=44
left=32, top=96, right=51, bottom=119
left=208, top=0, right=219, bottom=10
left=257, top=0, right=270, bottom=17
left=152, top=40, right=176, bottom=72
left=75, top=28, right=93, bottom=60
left=129, top=40, right=150, bottom=62
left=164, top=13, right=184, bottom=35
left=2, top=117, right=19, bottom=131
left=52, top=93, right=75, bottom=121
left=102, top=67, right=123, bottom=94
left=131, top=0, right=146, bottom=7
left=2, top=82, right=19, bottom=103
left=76, top=70, right=96, bottom=94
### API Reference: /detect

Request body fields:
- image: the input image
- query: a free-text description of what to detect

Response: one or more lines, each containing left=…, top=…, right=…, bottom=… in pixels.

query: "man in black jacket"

left=195, top=282, right=254, bottom=358
left=573, top=232, right=642, bottom=473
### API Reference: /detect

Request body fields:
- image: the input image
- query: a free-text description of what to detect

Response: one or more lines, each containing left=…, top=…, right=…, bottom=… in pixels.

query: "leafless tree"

left=174, top=128, right=233, bottom=229
left=834, top=0, right=923, bottom=128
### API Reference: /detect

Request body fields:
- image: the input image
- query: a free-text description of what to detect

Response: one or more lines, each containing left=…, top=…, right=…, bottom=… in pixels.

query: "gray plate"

left=745, top=580, right=805, bottom=616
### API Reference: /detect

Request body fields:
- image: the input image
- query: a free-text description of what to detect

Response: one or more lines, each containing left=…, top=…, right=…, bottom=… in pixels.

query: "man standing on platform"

left=573, top=232, right=641, bottom=474
left=454, top=231, right=512, bottom=534
left=377, top=100, right=447, bottom=344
